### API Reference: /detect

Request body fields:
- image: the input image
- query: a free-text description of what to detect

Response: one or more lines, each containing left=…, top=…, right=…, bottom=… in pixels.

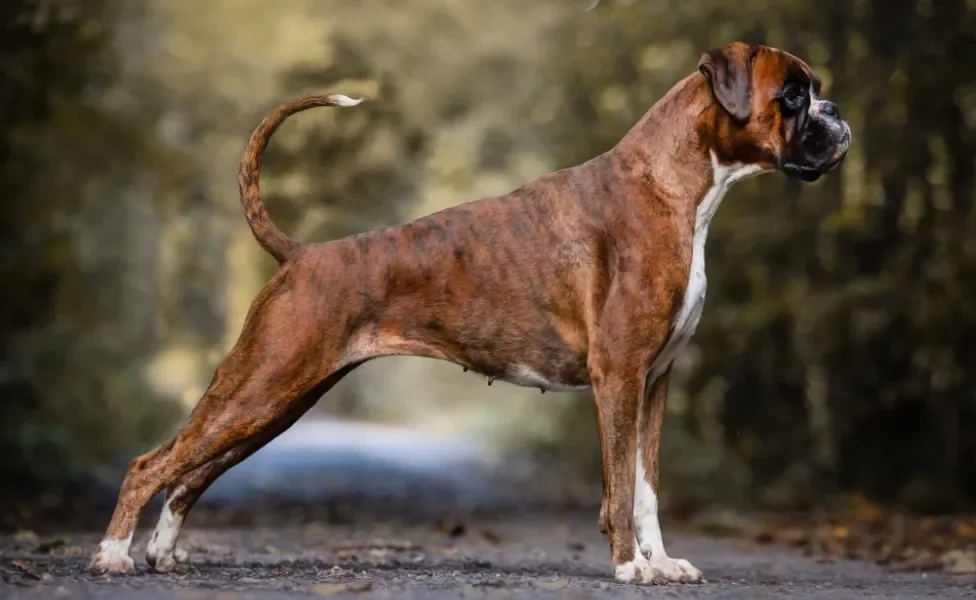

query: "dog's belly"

left=353, top=314, right=592, bottom=392
left=493, top=364, right=591, bottom=392
left=345, top=302, right=592, bottom=392
left=450, top=328, right=592, bottom=392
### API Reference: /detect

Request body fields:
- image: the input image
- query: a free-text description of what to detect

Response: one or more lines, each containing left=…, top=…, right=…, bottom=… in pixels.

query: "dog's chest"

left=649, top=159, right=764, bottom=378
left=649, top=227, right=709, bottom=379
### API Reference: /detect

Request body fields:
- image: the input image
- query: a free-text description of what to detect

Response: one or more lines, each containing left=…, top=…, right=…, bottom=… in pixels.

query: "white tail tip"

left=331, top=94, right=364, bottom=107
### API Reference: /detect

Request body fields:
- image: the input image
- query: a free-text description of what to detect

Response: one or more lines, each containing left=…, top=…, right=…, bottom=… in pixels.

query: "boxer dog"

left=90, top=42, right=850, bottom=584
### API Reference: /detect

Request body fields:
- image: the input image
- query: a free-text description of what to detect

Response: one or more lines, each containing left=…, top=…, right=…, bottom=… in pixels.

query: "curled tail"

left=238, top=93, right=363, bottom=263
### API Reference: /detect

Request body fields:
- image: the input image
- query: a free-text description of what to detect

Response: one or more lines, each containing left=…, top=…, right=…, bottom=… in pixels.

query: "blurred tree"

left=0, top=0, right=185, bottom=516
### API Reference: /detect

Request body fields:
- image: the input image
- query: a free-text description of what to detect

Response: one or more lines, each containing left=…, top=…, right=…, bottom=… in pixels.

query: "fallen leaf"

left=536, top=578, right=571, bottom=589
left=941, top=550, right=976, bottom=575
left=479, top=530, right=501, bottom=545
left=310, top=581, right=372, bottom=595
left=848, top=494, right=885, bottom=526
left=11, top=561, right=41, bottom=580
left=953, top=523, right=976, bottom=539
left=13, top=530, right=38, bottom=544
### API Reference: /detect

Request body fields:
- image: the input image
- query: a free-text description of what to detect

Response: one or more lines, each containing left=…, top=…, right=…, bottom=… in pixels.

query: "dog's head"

left=698, top=42, right=851, bottom=182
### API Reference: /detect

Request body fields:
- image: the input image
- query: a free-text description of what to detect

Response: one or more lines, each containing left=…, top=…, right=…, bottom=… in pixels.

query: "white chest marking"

left=649, top=152, right=767, bottom=379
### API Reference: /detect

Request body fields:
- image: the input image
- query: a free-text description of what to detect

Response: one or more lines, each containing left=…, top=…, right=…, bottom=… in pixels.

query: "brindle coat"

left=89, top=42, right=850, bottom=583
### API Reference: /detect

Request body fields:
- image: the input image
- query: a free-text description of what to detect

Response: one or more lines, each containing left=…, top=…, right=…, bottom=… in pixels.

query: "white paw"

left=645, top=556, right=704, bottom=583
left=146, top=499, right=189, bottom=573
left=89, top=548, right=135, bottom=576
left=146, top=545, right=189, bottom=572
left=614, top=558, right=659, bottom=584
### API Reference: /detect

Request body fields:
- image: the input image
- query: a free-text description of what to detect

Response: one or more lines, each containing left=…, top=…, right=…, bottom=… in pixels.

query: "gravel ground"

left=2, top=512, right=974, bottom=600
left=3, top=418, right=973, bottom=599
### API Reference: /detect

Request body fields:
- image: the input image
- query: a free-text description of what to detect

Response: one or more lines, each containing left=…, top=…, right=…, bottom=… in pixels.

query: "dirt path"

left=3, top=511, right=974, bottom=599
left=3, top=419, right=973, bottom=598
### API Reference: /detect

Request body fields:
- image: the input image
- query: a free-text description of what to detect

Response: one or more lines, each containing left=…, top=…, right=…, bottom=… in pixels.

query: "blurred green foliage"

left=0, top=0, right=185, bottom=491
left=1, top=0, right=974, bottom=513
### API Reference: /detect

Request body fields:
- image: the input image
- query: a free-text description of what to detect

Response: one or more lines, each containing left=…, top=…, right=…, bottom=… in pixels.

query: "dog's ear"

left=698, top=42, right=756, bottom=123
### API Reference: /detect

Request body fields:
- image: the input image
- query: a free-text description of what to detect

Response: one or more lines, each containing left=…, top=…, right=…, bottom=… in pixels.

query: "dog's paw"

left=614, top=556, right=704, bottom=585
left=89, top=547, right=135, bottom=576
left=148, top=550, right=189, bottom=574
left=645, top=556, right=704, bottom=584
left=614, top=558, right=660, bottom=584
left=146, top=546, right=189, bottom=573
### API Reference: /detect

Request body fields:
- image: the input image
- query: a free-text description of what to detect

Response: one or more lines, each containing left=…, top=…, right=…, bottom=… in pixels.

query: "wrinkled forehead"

left=753, top=46, right=823, bottom=96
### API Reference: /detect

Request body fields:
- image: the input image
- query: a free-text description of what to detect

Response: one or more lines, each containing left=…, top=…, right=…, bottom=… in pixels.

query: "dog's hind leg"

left=89, top=272, right=351, bottom=576
left=144, top=364, right=358, bottom=572
left=141, top=415, right=304, bottom=574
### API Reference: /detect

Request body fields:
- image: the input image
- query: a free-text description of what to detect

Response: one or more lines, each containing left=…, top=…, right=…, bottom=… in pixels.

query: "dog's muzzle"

left=781, top=107, right=852, bottom=183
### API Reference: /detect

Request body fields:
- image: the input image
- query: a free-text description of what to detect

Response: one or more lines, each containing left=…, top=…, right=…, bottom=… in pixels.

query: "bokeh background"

left=2, top=0, right=975, bottom=531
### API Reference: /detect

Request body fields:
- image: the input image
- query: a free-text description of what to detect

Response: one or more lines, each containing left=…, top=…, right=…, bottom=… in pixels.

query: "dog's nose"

left=820, top=101, right=840, bottom=119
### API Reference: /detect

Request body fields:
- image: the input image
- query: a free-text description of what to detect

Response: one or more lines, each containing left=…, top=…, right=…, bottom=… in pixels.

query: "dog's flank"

left=238, top=93, right=363, bottom=263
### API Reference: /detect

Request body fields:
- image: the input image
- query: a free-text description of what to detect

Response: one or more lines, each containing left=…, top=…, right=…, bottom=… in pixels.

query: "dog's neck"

left=610, top=73, right=765, bottom=218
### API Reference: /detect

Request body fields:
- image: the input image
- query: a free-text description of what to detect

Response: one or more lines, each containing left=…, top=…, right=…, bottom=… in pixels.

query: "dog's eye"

left=782, top=85, right=805, bottom=108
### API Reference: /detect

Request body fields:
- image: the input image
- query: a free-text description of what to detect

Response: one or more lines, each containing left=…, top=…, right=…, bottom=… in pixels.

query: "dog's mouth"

left=781, top=162, right=823, bottom=182
left=781, top=132, right=851, bottom=183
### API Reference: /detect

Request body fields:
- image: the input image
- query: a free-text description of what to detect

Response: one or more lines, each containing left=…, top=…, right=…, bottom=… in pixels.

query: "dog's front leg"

left=590, top=360, right=655, bottom=584
left=634, top=367, right=704, bottom=583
